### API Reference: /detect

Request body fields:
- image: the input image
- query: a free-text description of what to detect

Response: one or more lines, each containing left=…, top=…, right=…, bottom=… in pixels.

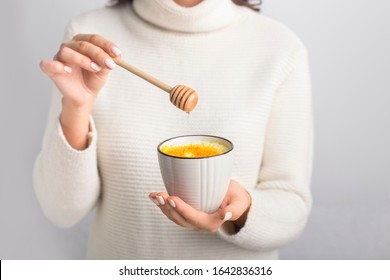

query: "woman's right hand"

left=41, top=34, right=121, bottom=110
left=40, top=34, right=121, bottom=150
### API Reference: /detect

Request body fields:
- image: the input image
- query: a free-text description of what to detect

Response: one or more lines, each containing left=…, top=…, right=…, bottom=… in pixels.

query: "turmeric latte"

left=161, top=142, right=228, bottom=158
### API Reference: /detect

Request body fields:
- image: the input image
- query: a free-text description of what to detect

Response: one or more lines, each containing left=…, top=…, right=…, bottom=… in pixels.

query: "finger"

left=40, top=59, right=72, bottom=77
left=149, top=196, right=160, bottom=206
left=72, top=34, right=122, bottom=58
left=148, top=192, right=161, bottom=206
left=149, top=192, right=169, bottom=206
left=63, top=41, right=116, bottom=70
left=56, top=46, right=103, bottom=73
left=169, top=196, right=222, bottom=233
left=218, top=197, right=229, bottom=209
left=149, top=193, right=199, bottom=230
left=218, top=193, right=251, bottom=222
left=160, top=206, right=199, bottom=230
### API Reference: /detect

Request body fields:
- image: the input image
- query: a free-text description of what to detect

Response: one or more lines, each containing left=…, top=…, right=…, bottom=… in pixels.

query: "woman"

left=34, top=0, right=313, bottom=259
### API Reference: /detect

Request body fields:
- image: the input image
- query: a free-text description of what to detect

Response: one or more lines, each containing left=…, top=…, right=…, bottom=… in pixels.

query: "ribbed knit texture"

left=33, top=0, right=313, bottom=259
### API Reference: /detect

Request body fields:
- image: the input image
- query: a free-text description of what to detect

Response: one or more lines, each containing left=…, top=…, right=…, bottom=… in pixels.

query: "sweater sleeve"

left=218, top=46, right=313, bottom=251
left=32, top=22, right=101, bottom=228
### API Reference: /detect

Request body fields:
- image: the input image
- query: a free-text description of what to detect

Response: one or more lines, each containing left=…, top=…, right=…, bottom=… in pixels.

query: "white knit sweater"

left=33, top=0, right=313, bottom=259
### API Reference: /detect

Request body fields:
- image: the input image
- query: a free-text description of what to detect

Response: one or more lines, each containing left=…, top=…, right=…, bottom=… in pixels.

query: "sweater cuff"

left=56, top=115, right=97, bottom=154
left=217, top=188, right=308, bottom=251
left=33, top=115, right=100, bottom=228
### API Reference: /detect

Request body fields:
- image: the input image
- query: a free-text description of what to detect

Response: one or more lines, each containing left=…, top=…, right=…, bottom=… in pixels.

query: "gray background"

left=0, top=0, right=389, bottom=259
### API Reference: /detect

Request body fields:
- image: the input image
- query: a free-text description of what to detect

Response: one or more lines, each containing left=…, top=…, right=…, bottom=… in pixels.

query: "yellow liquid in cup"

left=161, top=142, right=228, bottom=158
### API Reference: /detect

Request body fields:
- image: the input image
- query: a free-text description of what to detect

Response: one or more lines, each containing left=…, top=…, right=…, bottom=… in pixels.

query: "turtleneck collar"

left=132, top=0, right=241, bottom=33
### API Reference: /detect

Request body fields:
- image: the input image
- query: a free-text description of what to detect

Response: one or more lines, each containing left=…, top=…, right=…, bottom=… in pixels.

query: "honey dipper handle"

left=114, top=58, right=172, bottom=93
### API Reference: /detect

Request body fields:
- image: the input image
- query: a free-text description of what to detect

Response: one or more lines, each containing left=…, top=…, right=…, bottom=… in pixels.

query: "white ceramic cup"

left=157, top=135, right=234, bottom=213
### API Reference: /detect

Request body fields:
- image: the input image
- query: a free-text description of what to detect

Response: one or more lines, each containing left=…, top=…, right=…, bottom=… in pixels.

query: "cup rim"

left=157, top=134, right=234, bottom=159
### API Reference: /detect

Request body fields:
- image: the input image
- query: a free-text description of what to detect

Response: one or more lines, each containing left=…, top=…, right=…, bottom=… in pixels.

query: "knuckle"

left=104, top=40, right=113, bottom=50
left=90, top=34, right=101, bottom=44
left=96, top=51, right=107, bottom=63
left=78, top=41, right=90, bottom=52
left=79, top=57, right=91, bottom=66
left=57, top=47, right=68, bottom=59
left=59, top=42, right=67, bottom=50
left=92, top=34, right=112, bottom=50
left=157, top=192, right=167, bottom=198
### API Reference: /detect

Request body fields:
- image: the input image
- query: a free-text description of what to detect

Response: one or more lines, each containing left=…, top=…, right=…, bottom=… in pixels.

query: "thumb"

left=218, top=199, right=248, bottom=222
left=40, top=59, right=72, bottom=77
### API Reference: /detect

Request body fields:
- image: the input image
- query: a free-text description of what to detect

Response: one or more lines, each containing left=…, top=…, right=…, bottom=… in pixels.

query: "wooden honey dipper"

left=114, top=58, right=198, bottom=113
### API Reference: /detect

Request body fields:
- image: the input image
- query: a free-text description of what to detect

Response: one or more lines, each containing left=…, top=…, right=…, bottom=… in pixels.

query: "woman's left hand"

left=149, top=180, right=252, bottom=233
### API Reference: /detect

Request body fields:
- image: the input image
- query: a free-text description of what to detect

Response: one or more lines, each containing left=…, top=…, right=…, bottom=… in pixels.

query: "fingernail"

left=111, top=46, right=122, bottom=56
left=150, top=197, right=160, bottom=206
left=156, top=196, right=165, bottom=205
left=91, top=62, right=102, bottom=71
left=223, top=212, right=232, bottom=221
left=105, top=58, right=116, bottom=69
left=168, top=199, right=176, bottom=208
left=64, top=66, right=72, bottom=73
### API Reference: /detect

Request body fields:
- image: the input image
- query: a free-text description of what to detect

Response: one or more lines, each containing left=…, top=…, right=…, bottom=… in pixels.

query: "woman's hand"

left=40, top=34, right=122, bottom=149
left=40, top=34, right=121, bottom=109
left=149, top=180, right=252, bottom=233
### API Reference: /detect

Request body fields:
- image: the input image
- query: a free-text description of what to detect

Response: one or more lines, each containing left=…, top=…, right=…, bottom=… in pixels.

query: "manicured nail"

left=105, top=58, right=116, bottom=69
left=156, top=196, right=165, bottom=205
left=111, top=46, right=122, bottom=56
left=64, top=66, right=72, bottom=73
left=223, top=212, right=232, bottom=221
left=91, top=62, right=102, bottom=71
left=150, top=197, right=160, bottom=206
left=168, top=199, right=176, bottom=208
